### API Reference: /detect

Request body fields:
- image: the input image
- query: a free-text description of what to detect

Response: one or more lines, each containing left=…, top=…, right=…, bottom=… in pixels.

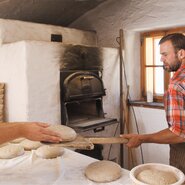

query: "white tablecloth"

left=0, top=149, right=132, bottom=185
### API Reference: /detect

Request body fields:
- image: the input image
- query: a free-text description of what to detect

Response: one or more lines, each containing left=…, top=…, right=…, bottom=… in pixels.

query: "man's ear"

left=182, top=49, right=185, bottom=59
left=178, top=49, right=185, bottom=59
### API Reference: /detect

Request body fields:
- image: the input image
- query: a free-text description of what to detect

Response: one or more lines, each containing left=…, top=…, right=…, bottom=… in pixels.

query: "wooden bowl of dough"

left=130, top=163, right=185, bottom=185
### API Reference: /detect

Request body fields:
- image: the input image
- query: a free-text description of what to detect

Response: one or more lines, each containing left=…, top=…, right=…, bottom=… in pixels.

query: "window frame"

left=140, top=27, right=185, bottom=102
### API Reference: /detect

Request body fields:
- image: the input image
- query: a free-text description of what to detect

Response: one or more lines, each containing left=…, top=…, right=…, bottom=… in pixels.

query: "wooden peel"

left=42, top=135, right=128, bottom=150
left=87, top=137, right=128, bottom=144
left=43, top=135, right=94, bottom=150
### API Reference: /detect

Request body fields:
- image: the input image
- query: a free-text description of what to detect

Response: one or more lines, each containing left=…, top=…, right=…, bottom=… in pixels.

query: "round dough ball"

left=137, top=169, right=177, bottom=185
left=85, top=160, right=122, bottom=182
left=20, top=139, right=42, bottom=151
left=0, top=142, right=9, bottom=148
left=48, top=124, right=77, bottom=142
left=0, top=144, right=25, bottom=159
left=11, top=138, right=25, bottom=143
left=35, top=145, right=64, bottom=159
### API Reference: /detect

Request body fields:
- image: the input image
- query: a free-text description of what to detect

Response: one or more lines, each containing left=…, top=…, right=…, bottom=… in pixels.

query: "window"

left=141, top=28, right=185, bottom=102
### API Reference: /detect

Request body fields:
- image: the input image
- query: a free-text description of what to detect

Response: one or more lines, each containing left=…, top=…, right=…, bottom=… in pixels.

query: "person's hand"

left=20, top=122, right=62, bottom=143
left=120, top=133, right=142, bottom=148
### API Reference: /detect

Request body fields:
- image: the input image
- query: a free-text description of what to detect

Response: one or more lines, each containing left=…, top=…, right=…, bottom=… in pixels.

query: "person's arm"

left=0, top=122, right=62, bottom=144
left=0, top=123, right=21, bottom=144
left=121, top=128, right=185, bottom=148
left=122, top=79, right=185, bottom=148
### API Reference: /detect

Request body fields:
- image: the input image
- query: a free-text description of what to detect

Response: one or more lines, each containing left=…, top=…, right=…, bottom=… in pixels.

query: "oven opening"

left=66, top=98, right=104, bottom=124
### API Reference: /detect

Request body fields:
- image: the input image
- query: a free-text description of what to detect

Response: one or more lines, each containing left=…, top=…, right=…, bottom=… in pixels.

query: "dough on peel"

left=20, top=139, right=42, bottom=150
left=85, top=160, right=122, bottom=182
left=35, top=145, right=64, bottom=159
left=137, top=169, right=177, bottom=185
left=0, top=144, right=24, bottom=159
left=48, top=124, right=77, bottom=142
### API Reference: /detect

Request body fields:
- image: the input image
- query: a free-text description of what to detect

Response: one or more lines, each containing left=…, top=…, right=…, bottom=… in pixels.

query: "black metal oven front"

left=59, top=45, right=119, bottom=161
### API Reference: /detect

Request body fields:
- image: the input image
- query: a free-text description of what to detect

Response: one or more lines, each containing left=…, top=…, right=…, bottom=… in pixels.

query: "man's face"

left=160, top=40, right=181, bottom=72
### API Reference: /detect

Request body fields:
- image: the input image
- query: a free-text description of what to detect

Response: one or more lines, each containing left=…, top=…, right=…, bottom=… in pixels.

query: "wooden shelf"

left=129, top=100, right=164, bottom=109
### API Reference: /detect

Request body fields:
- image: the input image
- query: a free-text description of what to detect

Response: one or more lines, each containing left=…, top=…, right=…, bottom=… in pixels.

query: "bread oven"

left=60, top=45, right=120, bottom=162
left=60, top=70, right=118, bottom=128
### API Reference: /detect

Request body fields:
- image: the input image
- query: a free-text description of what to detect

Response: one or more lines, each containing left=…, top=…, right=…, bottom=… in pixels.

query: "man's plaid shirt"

left=164, top=64, right=185, bottom=137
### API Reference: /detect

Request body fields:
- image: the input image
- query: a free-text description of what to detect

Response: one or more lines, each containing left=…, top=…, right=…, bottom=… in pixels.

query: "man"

left=0, top=122, right=62, bottom=144
left=121, top=33, right=185, bottom=173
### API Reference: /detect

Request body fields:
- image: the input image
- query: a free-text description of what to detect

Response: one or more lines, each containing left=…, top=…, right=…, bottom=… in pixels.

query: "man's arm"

left=121, top=128, right=185, bottom=148
left=0, top=122, right=62, bottom=144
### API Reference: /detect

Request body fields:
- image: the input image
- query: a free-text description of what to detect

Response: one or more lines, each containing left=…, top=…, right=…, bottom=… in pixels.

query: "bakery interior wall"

left=1, top=0, right=185, bottom=170
left=69, top=0, right=185, bottom=168
left=0, top=19, right=121, bottom=163
left=0, top=19, right=98, bottom=122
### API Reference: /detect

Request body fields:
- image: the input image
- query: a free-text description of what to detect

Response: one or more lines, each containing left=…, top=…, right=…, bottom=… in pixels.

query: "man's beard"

left=163, top=57, right=181, bottom=72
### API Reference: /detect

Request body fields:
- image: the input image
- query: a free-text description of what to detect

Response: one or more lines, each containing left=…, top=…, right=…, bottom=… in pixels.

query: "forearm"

left=0, top=123, right=24, bottom=144
left=0, top=122, right=62, bottom=144
left=140, top=128, right=185, bottom=144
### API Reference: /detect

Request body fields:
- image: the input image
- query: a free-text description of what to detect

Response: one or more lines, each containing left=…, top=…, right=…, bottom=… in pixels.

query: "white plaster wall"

left=0, top=41, right=121, bottom=127
left=0, top=41, right=64, bottom=124
left=70, top=0, right=185, bottom=47
left=0, top=18, right=97, bottom=46
left=124, top=30, right=140, bottom=100
left=25, top=41, right=64, bottom=124
left=69, top=0, right=185, bottom=167
left=130, top=107, right=169, bottom=165
left=0, top=42, right=27, bottom=121
left=102, top=47, right=120, bottom=119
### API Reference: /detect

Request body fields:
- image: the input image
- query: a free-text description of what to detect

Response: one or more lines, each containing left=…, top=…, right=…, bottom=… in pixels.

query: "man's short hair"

left=159, top=33, right=185, bottom=52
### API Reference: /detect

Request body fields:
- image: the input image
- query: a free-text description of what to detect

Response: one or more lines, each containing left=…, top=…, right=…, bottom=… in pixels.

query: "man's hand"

left=20, top=122, right=62, bottom=143
left=120, top=133, right=143, bottom=148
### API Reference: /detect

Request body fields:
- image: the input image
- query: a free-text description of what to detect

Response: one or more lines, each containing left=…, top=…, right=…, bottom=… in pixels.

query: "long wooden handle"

left=87, top=137, right=128, bottom=144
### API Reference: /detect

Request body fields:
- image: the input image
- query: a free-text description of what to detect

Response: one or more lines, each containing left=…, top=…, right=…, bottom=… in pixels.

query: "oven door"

left=63, top=71, right=105, bottom=101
